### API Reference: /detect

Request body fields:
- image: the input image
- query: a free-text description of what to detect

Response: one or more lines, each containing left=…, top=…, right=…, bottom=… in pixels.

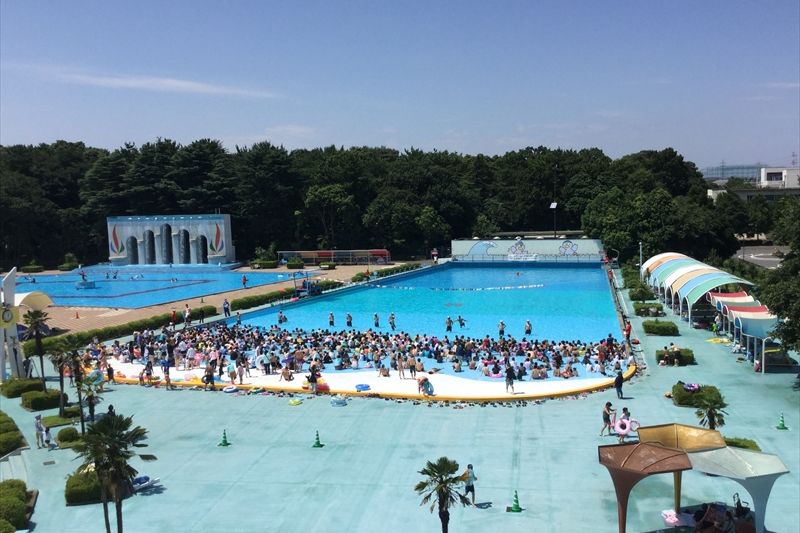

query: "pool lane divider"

left=110, top=364, right=637, bottom=403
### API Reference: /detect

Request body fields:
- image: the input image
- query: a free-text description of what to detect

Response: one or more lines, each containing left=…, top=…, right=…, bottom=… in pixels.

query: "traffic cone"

left=75, top=311, right=80, bottom=319
left=776, top=413, right=789, bottom=430
left=218, top=430, right=231, bottom=446
left=312, top=430, right=324, bottom=448
left=506, top=490, right=522, bottom=513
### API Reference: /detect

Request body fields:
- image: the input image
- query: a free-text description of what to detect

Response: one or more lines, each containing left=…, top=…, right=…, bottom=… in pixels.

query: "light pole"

left=639, top=241, right=643, bottom=269
left=550, top=202, right=558, bottom=238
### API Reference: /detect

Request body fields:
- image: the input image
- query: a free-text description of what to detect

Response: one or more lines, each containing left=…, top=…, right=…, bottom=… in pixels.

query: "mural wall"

left=107, top=214, right=236, bottom=265
left=451, top=238, right=604, bottom=261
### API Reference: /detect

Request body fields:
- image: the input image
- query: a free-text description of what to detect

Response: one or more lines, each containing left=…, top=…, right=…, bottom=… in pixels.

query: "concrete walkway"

left=2, top=287, right=798, bottom=533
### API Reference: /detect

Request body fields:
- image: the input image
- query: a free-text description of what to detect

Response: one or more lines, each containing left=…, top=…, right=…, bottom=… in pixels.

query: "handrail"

left=451, top=253, right=603, bottom=263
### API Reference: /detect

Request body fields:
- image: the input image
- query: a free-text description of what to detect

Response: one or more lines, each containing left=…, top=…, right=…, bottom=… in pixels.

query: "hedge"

left=351, top=272, right=369, bottom=282
left=319, top=263, right=336, bottom=270
left=725, top=436, right=761, bottom=451
left=0, top=379, right=43, bottom=399
left=643, top=320, right=679, bottom=336
left=0, top=480, right=26, bottom=503
left=0, top=518, right=13, bottom=533
left=19, top=264, right=43, bottom=273
left=249, top=260, right=279, bottom=269
left=22, top=305, right=217, bottom=355
left=629, top=285, right=656, bottom=301
left=671, top=383, right=723, bottom=407
left=0, top=422, right=16, bottom=435
left=0, top=433, right=22, bottom=457
left=57, top=427, right=80, bottom=444
left=655, top=348, right=696, bottom=366
left=58, top=262, right=79, bottom=271
left=21, top=389, right=67, bottom=411
left=286, top=257, right=305, bottom=269
left=65, top=470, right=102, bottom=505
left=0, top=497, right=25, bottom=530
left=375, top=262, right=421, bottom=278
left=229, top=280, right=343, bottom=312
left=633, top=302, right=664, bottom=316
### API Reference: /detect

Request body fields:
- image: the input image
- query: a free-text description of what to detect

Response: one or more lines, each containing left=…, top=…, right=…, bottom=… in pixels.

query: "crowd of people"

left=83, top=314, right=634, bottom=392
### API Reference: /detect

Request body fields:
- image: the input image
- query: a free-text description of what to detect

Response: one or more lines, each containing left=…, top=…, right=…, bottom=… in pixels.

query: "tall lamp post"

left=550, top=202, right=558, bottom=238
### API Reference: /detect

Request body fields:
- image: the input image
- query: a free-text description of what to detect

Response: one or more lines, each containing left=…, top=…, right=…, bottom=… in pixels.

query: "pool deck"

left=2, top=285, right=798, bottom=533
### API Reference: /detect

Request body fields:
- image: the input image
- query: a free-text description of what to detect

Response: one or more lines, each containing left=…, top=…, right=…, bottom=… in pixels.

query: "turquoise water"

left=240, top=263, right=620, bottom=343
left=15, top=265, right=313, bottom=308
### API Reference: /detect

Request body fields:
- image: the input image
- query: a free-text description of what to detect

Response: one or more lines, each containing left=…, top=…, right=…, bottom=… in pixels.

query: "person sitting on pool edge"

left=279, top=365, right=294, bottom=382
left=377, top=363, right=390, bottom=377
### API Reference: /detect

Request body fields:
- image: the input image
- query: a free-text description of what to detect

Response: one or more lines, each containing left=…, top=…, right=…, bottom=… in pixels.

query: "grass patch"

left=656, top=349, right=696, bottom=366
left=671, top=383, right=723, bottom=407
left=42, top=415, right=79, bottom=429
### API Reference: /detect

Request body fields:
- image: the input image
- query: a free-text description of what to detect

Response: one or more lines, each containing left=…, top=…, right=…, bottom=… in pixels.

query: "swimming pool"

left=240, top=262, right=620, bottom=344
left=15, top=265, right=314, bottom=308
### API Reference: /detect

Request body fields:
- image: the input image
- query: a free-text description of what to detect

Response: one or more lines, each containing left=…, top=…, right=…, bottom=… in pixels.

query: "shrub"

left=57, top=427, right=80, bottom=443
left=250, top=260, right=278, bottom=269
left=21, top=389, right=67, bottom=411
left=65, top=470, right=101, bottom=505
left=0, top=484, right=26, bottom=503
left=655, top=349, right=696, bottom=366
left=0, top=433, right=22, bottom=456
left=315, top=280, right=343, bottom=291
left=374, top=262, right=421, bottom=278
left=351, top=272, right=369, bottom=283
left=643, top=320, right=679, bottom=336
left=286, top=257, right=305, bottom=269
left=319, top=262, right=336, bottom=270
left=629, top=285, right=656, bottom=301
left=230, top=288, right=295, bottom=312
left=621, top=262, right=641, bottom=288
left=0, top=378, right=43, bottom=398
left=64, top=405, right=82, bottom=418
left=725, top=436, right=761, bottom=451
left=0, top=481, right=27, bottom=496
left=0, top=496, right=25, bottom=530
left=58, top=262, right=78, bottom=271
left=22, top=306, right=217, bottom=355
left=0, top=518, right=13, bottom=533
left=19, top=262, right=43, bottom=273
left=0, top=422, right=17, bottom=435
left=633, top=302, right=664, bottom=316
left=671, top=383, right=723, bottom=407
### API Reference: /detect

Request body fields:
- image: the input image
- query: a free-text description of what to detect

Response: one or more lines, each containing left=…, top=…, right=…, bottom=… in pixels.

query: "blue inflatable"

left=355, top=384, right=370, bottom=392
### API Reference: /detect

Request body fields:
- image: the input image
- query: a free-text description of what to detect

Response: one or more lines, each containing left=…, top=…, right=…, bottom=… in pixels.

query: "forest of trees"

left=0, top=139, right=777, bottom=270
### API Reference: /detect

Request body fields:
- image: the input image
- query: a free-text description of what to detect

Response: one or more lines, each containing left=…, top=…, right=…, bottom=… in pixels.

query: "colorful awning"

left=640, top=252, right=687, bottom=277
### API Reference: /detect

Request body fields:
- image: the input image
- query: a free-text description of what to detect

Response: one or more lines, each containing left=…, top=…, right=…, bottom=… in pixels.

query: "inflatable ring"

left=614, top=418, right=632, bottom=436
left=355, top=384, right=370, bottom=392
left=223, top=386, right=239, bottom=393
left=489, top=373, right=503, bottom=378
left=288, top=398, right=303, bottom=406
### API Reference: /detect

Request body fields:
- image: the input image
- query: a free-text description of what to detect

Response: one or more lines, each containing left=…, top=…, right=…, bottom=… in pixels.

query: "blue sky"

left=1, top=1, right=798, bottom=167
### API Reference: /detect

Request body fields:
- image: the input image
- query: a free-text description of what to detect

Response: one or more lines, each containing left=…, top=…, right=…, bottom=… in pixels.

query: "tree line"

left=0, top=139, right=778, bottom=269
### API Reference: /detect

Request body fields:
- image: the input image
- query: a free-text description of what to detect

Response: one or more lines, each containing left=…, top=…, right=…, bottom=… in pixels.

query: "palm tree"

left=73, top=414, right=157, bottom=533
left=22, top=309, right=49, bottom=391
left=414, top=456, right=471, bottom=533
left=695, top=393, right=728, bottom=430
left=48, top=347, right=70, bottom=418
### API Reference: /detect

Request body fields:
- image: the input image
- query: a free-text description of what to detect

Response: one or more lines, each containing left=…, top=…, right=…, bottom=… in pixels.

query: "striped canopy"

left=649, top=259, right=702, bottom=288
left=641, top=253, right=687, bottom=278
left=667, top=268, right=720, bottom=302
left=683, top=274, right=753, bottom=310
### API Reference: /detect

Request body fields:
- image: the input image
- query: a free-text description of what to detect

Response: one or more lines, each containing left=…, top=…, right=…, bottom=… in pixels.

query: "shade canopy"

left=637, top=423, right=726, bottom=452
left=641, top=253, right=687, bottom=277
left=13, top=291, right=53, bottom=311
left=662, top=264, right=713, bottom=294
left=732, top=313, right=779, bottom=340
left=649, top=259, right=701, bottom=287
left=668, top=268, right=721, bottom=301
left=683, top=275, right=753, bottom=311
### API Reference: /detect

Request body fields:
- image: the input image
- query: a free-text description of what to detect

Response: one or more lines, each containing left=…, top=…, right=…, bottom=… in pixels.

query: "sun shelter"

left=687, top=447, right=789, bottom=533
left=598, top=442, right=693, bottom=533
left=648, top=258, right=701, bottom=290
left=13, top=291, right=54, bottom=311
left=661, top=264, right=713, bottom=298
left=666, top=268, right=720, bottom=305
left=603, top=424, right=791, bottom=533
left=640, top=253, right=687, bottom=279
left=681, top=274, right=753, bottom=321
left=729, top=311, right=780, bottom=373
left=708, top=291, right=752, bottom=306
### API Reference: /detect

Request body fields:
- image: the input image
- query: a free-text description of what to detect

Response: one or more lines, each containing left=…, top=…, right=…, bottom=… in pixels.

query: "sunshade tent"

left=687, top=447, right=789, bottom=533
left=682, top=274, right=753, bottom=320
left=661, top=264, right=713, bottom=297
left=601, top=424, right=790, bottom=533
left=666, top=268, right=720, bottom=304
left=13, top=291, right=53, bottom=311
left=648, top=259, right=703, bottom=290
left=640, top=253, right=687, bottom=279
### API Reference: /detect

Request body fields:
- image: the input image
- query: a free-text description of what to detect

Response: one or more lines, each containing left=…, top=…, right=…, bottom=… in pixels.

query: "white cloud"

left=6, top=63, right=277, bottom=98
left=759, top=82, right=800, bottom=90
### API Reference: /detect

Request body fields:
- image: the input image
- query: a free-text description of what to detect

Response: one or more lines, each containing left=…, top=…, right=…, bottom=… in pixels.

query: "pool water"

left=240, top=263, right=620, bottom=344
left=16, top=265, right=314, bottom=308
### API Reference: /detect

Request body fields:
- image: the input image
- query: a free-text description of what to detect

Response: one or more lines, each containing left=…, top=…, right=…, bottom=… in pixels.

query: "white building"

left=707, top=166, right=800, bottom=204
left=758, top=167, right=800, bottom=189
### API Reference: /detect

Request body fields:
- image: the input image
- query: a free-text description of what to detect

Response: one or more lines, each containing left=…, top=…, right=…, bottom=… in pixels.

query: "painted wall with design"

left=106, top=214, right=236, bottom=265
left=451, top=238, right=603, bottom=261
